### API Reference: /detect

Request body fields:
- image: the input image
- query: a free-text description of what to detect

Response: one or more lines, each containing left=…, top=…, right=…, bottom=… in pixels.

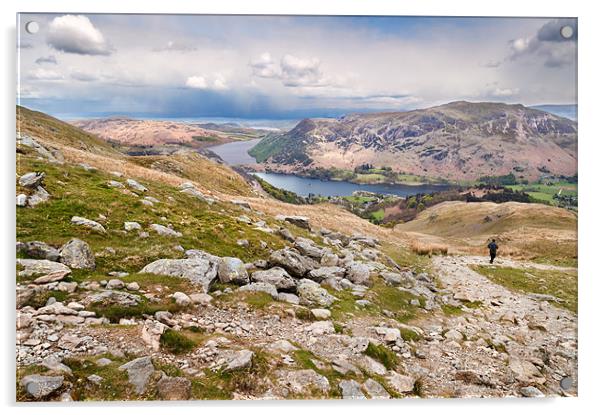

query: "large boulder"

left=59, top=238, right=95, bottom=270
left=20, top=374, right=63, bottom=399
left=17, top=259, right=71, bottom=278
left=386, top=371, right=415, bottom=394
left=297, top=279, right=337, bottom=307
left=238, top=282, right=278, bottom=299
left=217, top=257, right=249, bottom=285
left=345, top=262, right=374, bottom=286
left=141, top=319, right=168, bottom=351
left=19, top=172, right=45, bottom=188
left=224, top=350, right=254, bottom=372
left=119, top=356, right=155, bottom=394
left=269, top=248, right=318, bottom=278
left=83, top=290, right=142, bottom=307
left=157, top=376, right=191, bottom=400
left=251, top=267, right=296, bottom=291
left=339, top=380, right=366, bottom=399
left=308, top=266, right=346, bottom=282
left=140, top=251, right=219, bottom=292
left=294, top=238, right=325, bottom=259
left=19, top=241, right=60, bottom=261
left=71, top=216, right=106, bottom=234
left=276, top=215, right=311, bottom=230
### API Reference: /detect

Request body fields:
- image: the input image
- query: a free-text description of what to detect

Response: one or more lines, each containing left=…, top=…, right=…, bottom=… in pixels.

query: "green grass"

left=472, top=265, right=577, bottom=313
left=507, top=182, right=577, bottom=206
left=441, top=304, right=463, bottom=316
left=160, top=329, right=197, bottom=354
left=21, top=290, right=69, bottom=309
left=364, top=342, right=399, bottom=370
left=369, top=209, right=385, bottom=222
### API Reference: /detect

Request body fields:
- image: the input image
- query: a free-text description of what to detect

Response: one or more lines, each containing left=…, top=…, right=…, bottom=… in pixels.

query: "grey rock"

left=386, top=371, right=415, bottom=394
left=339, top=379, right=366, bottom=399
left=224, top=349, right=254, bottom=372
left=141, top=320, right=168, bottom=351
left=180, top=187, right=214, bottom=204
left=41, top=356, right=72, bottom=375
left=21, top=241, right=60, bottom=261
left=20, top=374, right=64, bottom=399
left=320, top=253, right=339, bottom=267
left=96, top=358, right=112, bottom=367
left=124, top=221, right=142, bottom=231
left=308, top=266, right=346, bottom=282
left=294, top=237, right=325, bottom=259
left=108, top=180, right=125, bottom=188
left=16, top=193, right=28, bottom=207
left=150, top=224, right=182, bottom=237
left=251, top=267, right=296, bottom=291
left=126, top=282, right=140, bottom=291
left=520, top=386, right=545, bottom=397
left=268, top=340, right=298, bottom=353
left=278, top=369, right=329, bottom=394
left=106, top=279, right=125, bottom=290
left=33, top=270, right=71, bottom=284
left=87, top=374, right=103, bottom=384
left=19, top=172, right=45, bottom=188
left=306, top=321, right=335, bottom=335
left=217, top=257, right=249, bottom=285
left=277, top=293, right=300, bottom=304
left=157, top=376, right=191, bottom=400
left=126, top=179, right=148, bottom=192
left=172, top=292, right=192, bottom=306
left=345, top=262, right=373, bottom=286
left=71, top=216, right=106, bottom=233
left=277, top=215, right=310, bottom=229
left=363, top=379, right=390, bottom=399
left=190, top=293, right=213, bottom=305
left=17, top=259, right=71, bottom=278
left=140, top=252, right=219, bottom=292
left=297, top=279, right=337, bottom=307
left=238, top=282, right=278, bottom=299
left=277, top=227, right=295, bottom=242
left=119, top=356, right=155, bottom=394
left=59, top=238, right=95, bottom=269
left=83, top=290, right=141, bottom=307
left=28, top=186, right=50, bottom=207
left=357, top=355, right=387, bottom=376
left=311, top=308, right=331, bottom=320
left=269, top=248, right=318, bottom=278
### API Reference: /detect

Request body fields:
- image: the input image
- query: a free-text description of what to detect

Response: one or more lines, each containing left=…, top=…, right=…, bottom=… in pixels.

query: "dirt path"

left=415, top=255, right=578, bottom=397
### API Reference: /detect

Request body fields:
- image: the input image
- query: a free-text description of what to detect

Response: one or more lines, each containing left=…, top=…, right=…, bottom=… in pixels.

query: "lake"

left=209, top=139, right=450, bottom=198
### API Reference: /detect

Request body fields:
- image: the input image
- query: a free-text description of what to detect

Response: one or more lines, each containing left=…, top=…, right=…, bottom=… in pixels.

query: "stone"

left=126, top=282, right=140, bottom=291
left=276, top=215, right=310, bottom=229
left=320, top=253, right=339, bottom=267
left=106, top=279, right=125, bottom=290
left=155, top=311, right=176, bottom=326
left=251, top=267, right=296, bottom=291
left=294, top=237, right=325, bottom=259
left=41, top=356, right=72, bottom=375
left=332, top=358, right=361, bottom=376
left=35, top=302, right=79, bottom=316
left=119, top=356, right=155, bottom=394
left=297, top=279, right=337, bottom=307
left=172, top=292, right=192, bottom=306
left=269, top=249, right=318, bottom=278
left=225, top=349, right=254, bottom=372
left=308, top=266, right=346, bottom=282
left=383, top=328, right=401, bottom=343
left=126, top=179, right=148, bottom=192
left=278, top=369, right=329, bottom=394
left=386, top=371, right=415, bottom=394
left=21, top=241, right=60, bottom=261
left=20, top=374, right=63, bottom=399
left=339, top=380, right=366, bottom=399
left=268, top=340, right=298, bottom=353
left=33, top=270, right=71, bottom=284
left=277, top=293, right=300, bottom=304
left=96, top=358, right=112, bottom=367
left=108, top=180, right=124, bottom=188
left=311, top=308, right=331, bottom=320
left=141, top=320, right=168, bottom=351
left=83, top=290, right=141, bottom=307
left=140, top=251, right=219, bottom=292
left=444, top=329, right=464, bottom=342
left=238, top=282, right=278, bottom=299
left=231, top=200, right=251, bottom=210
left=508, top=358, right=544, bottom=384
left=357, top=355, right=387, bottom=376
left=58, top=238, right=96, bottom=270
left=19, top=172, right=45, bottom=188
left=27, top=186, right=51, bottom=207
left=363, top=379, right=390, bottom=399
left=17, top=259, right=70, bottom=278
left=306, top=321, right=335, bottom=335
left=190, top=293, right=213, bottom=305
left=157, top=376, right=191, bottom=400
left=71, top=216, right=106, bottom=233
left=67, top=302, right=85, bottom=311
left=150, top=224, right=182, bottom=237
left=277, top=227, right=295, bottom=242
left=180, top=186, right=215, bottom=204
left=124, top=221, right=142, bottom=231
left=87, top=374, right=103, bottom=384
left=217, top=257, right=249, bottom=285
left=345, top=262, right=373, bottom=286
left=520, top=386, right=545, bottom=397
left=16, top=193, right=28, bottom=207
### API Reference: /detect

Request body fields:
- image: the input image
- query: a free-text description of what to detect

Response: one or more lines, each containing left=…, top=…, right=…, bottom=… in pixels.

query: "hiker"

left=487, top=239, right=498, bottom=264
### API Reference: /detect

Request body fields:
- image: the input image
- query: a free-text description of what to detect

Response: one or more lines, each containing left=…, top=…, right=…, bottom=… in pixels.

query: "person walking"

left=487, top=239, right=498, bottom=264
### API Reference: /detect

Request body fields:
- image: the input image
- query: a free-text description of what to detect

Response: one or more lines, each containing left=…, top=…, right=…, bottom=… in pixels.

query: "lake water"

left=209, top=139, right=449, bottom=197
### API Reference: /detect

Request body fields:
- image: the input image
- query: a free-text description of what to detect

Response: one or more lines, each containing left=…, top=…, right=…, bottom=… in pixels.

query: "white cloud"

left=250, top=52, right=281, bottom=78
left=47, top=15, right=111, bottom=55
left=185, top=75, right=208, bottom=89
left=35, top=55, right=57, bottom=65
left=508, top=19, right=576, bottom=68
left=185, top=74, right=228, bottom=90
left=250, top=53, right=329, bottom=87
left=27, top=68, right=64, bottom=81
left=70, top=71, right=99, bottom=82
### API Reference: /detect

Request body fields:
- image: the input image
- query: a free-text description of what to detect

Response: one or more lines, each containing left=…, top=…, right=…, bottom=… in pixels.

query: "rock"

left=381, top=271, right=415, bottom=288
left=357, top=355, right=387, bottom=376
left=339, top=380, right=366, bottom=399
left=277, top=293, right=300, bottom=304
left=35, top=302, right=79, bottom=316
left=320, top=253, right=339, bottom=267
left=217, top=257, right=249, bottom=285
left=150, top=224, right=182, bottom=237
left=231, top=200, right=251, bottom=210
left=382, top=328, right=401, bottom=343
left=251, top=267, right=296, bottom=291
left=96, top=358, right=112, bottom=367
left=16, top=193, right=28, bottom=207
left=155, top=311, right=176, bottom=326
left=224, top=349, right=254, bottom=372
left=67, top=302, right=85, bottom=311
left=157, top=376, right=191, bottom=400
left=19, top=172, right=45, bottom=188
left=59, top=238, right=95, bottom=270
left=60, top=391, right=73, bottom=402
left=17, top=259, right=71, bottom=278
left=119, top=356, right=155, bottom=394
left=33, top=270, right=71, bottom=284
left=311, top=309, right=331, bottom=320
left=444, top=329, right=464, bottom=342
left=87, top=374, right=103, bottom=384
left=71, top=216, right=106, bottom=234
left=238, top=282, right=278, bottom=299
left=345, top=262, right=373, bottom=286
left=172, top=292, right=192, bottom=306
left=108, top=180, right=125, bottom=188
left=508, top=358, right=544, bottom=384
left=277, top=227, right=295, bottom=242
left=180, top=187, right=215, bottom=204
left=83, top=290, right=141, bottom=307
left=126, top=282, right=140, bottom=291
left=140, top=252, right=219, bottom=292
left=20, top=241, right=60, bottom=261
left=332, top=358, right=361, bottom=376
left=294, top=238, right=325, bottom=259
left=269, top=248, right=318, bottom=278
left=106, top=279, right=125, bottom=290
left=276, top=215, right=310, bottom=230
left=306, top=321, right=335, bottom=335
left=189, top=293, right=213, bottom=305
left=17, top=134, right=63, bottom=162
left=124, top=221, right=142, bottom=231
left=79, top=163, right=95, bottom=171
left=297, top=279, right=337, bottom=307
left=363, top=379, right=390, bottom=399
left=278, top=369, right=329, bottom=394
left=520, top=386, right=545, bottom=397
left=386, top=371, right=415, bottom=394
left=236, top=239, right=249, bottom=247
left=141, top=320, right=168, bottom=351
left=41, top=356, right=72, bottom=375
left=237, top=215, right=252, bottom=224
left=20, top=374, right=63, bottom=399
left=308, top=266, right=346, bottom=282
left=26, top=186, right=50, bottom=207
left=268, top=340, right=298, bottom=353
left=126, top=179, right=148, bottom=192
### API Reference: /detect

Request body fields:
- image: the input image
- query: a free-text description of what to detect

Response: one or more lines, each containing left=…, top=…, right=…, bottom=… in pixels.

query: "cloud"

left=250, top=53, right=329, bottom=87
left=482, top=60, right=501, bottom=68
left=27, top=68, right=64, bottom=81
left=508, top=19, right=576, bottom=68
left=35, top=55, right=57, bottom=65
left=70, top=71, right=99, bottom=82
left=47, top=15, right=111, bottom=55
left=185, top=74, right=229, bottom=90
left=153, top=40, right=198, bottom=52
left=18, top=41, right=33, bottom=49
left=250, top=53, right=281, bottom=78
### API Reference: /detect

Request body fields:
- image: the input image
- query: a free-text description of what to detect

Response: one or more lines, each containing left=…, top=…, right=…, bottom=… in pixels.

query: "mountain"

left=250, top=101, right=578, bottom=182
left=530, top=104, right=577, bottom=121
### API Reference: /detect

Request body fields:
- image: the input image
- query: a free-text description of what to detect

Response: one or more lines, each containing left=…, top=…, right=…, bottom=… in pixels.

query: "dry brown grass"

left=410, top=240, right=448, bottom=256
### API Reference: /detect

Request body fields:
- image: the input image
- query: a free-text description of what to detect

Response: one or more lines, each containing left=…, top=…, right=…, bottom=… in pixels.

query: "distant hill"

left=530, top=104, right=577, bottom=121
left=250, top=101, right=577, bottom=182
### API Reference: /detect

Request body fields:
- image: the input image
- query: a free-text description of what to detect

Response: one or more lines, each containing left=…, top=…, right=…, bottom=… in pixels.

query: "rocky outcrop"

left=269, top=248, right=318, bottom=278
left=217, top=257, right=249, bottom=285
left=59, top=238, right=95, bottom=270
left=71, top=216, right=106, bottom=234
left=251, top=267, right=296, bottom=291
left=140, top=251, right=219, bottom=292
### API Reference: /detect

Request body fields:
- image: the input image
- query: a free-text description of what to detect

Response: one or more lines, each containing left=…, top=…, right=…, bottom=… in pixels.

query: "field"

left=507, top=181, right=577, bottom=206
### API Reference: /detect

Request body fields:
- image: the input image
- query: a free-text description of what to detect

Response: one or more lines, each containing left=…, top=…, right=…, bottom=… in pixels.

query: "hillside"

left=250, top=101, right=577, bottom=182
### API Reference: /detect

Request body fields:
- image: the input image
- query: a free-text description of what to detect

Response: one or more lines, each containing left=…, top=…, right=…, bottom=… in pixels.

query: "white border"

left=2, top=1, right=601, bottom=414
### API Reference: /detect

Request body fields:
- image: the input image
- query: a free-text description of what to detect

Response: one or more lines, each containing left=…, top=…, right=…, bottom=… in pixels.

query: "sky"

left=17, top=14, right=577, bottom=119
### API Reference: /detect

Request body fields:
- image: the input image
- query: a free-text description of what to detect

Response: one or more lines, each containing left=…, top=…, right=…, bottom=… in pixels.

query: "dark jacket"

left=488, top=242, right=498, bottom=253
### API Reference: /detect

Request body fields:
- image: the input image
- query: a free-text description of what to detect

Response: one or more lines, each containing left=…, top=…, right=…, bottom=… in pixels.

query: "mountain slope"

left=250, top=101, right=578, bottom=181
